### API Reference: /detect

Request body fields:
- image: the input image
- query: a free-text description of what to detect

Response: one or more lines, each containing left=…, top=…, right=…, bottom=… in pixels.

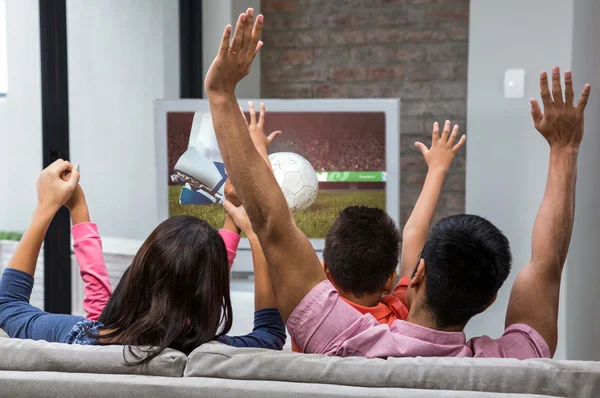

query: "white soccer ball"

left=269, top=152, right=318, bottom=210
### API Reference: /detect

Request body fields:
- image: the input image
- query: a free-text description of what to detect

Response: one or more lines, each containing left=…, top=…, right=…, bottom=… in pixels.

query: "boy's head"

left=323, top=206, right=400, bottom=298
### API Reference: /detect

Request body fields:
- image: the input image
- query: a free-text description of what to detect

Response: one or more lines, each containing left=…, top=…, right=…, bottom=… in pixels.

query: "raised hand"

left=530, top=67, right=591, bottom=150
left=415, top=121, right=466, bottom=172
left=204, top=9, right=263, bottom=96
left=37, top=159, right=80, bottom=212
left=242, top=101, right=282, bottom=152
left=223, top=199, right=253, bottom=236
left=224, top=178, right=242, bottom=207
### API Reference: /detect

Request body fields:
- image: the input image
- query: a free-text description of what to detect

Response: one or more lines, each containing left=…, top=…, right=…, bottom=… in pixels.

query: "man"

left=204, top=9, right=591, bottom=359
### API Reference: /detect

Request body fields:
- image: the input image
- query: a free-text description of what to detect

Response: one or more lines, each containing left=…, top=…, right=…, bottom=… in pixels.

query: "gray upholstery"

left=0, top=371, right=554, bottom=398
left=185, top=342, right=600, bottom=397
left=1, top=337, right=599, bottom=396
left=0, top=337, right=187, bottom=377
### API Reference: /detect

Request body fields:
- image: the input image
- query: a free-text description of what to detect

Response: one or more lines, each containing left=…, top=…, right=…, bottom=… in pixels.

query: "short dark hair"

left=324, top=206, right=400, bottom=297
left=422, top=214, right=512, bottom=328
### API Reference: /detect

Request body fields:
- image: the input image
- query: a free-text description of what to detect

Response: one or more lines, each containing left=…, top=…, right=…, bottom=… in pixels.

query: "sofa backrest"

left=0, top=337, right=187, bottom=377
left=185, top=342, right=600, bottom=397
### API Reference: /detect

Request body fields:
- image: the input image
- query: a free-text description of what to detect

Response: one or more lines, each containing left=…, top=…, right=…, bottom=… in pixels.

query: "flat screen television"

left=154, top=99, right=400, bottom=272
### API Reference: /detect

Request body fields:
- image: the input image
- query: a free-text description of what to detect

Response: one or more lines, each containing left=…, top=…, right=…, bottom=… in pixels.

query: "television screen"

left=167, top=111, right=388, bottom=238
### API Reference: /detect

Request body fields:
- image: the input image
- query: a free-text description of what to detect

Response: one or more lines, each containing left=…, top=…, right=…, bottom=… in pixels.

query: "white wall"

left=202, top=0, right=261, bottom=98
left=565, top=0, right=600, bottom=361
left=67, top=0, right=179, bottom=240
left=467, top=0, right=599, bottom=360
left=0, top=0, right=43, bottom=233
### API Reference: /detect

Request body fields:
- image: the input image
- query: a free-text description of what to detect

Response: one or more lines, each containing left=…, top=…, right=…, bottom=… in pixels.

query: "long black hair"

left=90, top=216, right=233, bottom=365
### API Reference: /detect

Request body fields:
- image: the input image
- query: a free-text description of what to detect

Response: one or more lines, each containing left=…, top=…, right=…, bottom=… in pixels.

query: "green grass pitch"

left=169, top=185, right=385, bottom=238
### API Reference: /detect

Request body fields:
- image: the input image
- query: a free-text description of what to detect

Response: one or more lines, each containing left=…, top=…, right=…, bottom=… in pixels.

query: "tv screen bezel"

left=154, top=98, right=400, bottom=272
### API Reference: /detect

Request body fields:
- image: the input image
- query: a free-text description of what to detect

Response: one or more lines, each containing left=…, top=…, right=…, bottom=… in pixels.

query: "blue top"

left=0, top=268, right=286, bottom=350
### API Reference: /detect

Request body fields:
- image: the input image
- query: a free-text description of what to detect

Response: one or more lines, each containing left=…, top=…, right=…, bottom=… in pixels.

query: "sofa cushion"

left=185, top=342, right=600, bottom=397
left=0, top=337, right=186, bottom=377
left=1, top=371, right=552, bottom=398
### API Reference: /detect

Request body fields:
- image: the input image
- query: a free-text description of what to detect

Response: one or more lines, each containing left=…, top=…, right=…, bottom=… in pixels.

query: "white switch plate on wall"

left=504, top=69, right=525, bottom=99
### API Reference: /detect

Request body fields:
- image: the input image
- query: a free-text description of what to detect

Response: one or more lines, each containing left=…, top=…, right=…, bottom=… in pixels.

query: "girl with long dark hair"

left=0, top=160, right=285, bottom=365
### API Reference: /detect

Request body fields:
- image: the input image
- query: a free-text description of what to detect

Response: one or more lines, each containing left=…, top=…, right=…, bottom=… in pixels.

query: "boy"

left=292, top=120, right=465, bottom=351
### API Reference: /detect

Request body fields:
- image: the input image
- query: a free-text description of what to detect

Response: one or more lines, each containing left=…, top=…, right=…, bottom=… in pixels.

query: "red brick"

left=368, top=65, right=404, bottom=80
left=330, top=30, right=365, bottom=46
left=263, top=15, right=311, bottom=30
left=427, top=5, right=469, bottom=23
left=329, top=66, right=367, bottom=81
left=314, top=84, right=350, bottom=98
left=263, top=0, right=296, bottom=12
left=270, top=84, right=314, bottom=98
left=282, top=50, right=314, bottom=65
left=294, top=30, right=329, bottom=47
left=449, top=25, right=468, bottom=41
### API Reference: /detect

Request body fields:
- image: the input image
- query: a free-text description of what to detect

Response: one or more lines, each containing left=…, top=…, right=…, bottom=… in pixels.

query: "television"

left=154, top=99, right=400, bottom=272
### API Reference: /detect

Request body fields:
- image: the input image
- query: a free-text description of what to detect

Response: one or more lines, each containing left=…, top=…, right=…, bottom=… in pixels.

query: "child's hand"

left=224, top=178, right=242, bottom=207
left=222, top=199, right=253, bottom=236
left=37, top=159, right=80, bottom=212
left=241, top=101, right=282, bottom=152
left=64, top=184, right=86, bottom=212
left=415, top=121, right=466, bottom=172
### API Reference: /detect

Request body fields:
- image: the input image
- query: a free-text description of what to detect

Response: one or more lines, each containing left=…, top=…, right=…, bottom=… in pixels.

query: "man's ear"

left=409, top=258, right=426, bottom=288
left=321, top=260, right=327, bottom=271
left=383, top=270, right=398, bottom=295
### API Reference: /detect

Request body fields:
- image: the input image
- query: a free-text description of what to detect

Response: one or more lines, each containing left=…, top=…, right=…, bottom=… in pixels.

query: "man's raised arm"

left=203, top=9, right=325, bottom=320
left=505, top=67, right=591, bottom=356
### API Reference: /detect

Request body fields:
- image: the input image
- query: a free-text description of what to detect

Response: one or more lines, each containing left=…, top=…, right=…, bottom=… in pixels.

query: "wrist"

left=427, top=165, right=449, bottom=175
left=70, top=203, right=90, bottom=225
left=207, top=90, right=237, bottom=106
left=34, top=203, right=58, bottom=223
left=550, top=145, right=580, bottom=156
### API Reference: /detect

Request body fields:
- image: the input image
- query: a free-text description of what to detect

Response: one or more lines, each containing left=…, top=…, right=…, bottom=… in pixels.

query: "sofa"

left=1, top=336, right=599, bottom=397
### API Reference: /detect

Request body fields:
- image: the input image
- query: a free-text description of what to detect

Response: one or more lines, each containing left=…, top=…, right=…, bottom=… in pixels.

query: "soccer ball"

left=269, top=152, right=318, bottom=210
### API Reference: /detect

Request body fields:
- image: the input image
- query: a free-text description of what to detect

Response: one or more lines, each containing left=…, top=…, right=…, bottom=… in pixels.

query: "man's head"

left=407, top=214, right=512, bottom=329
left=323, top=206, right=400, bottom=300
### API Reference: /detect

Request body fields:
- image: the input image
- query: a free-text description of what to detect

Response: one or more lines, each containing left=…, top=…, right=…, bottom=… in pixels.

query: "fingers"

left=219, top=25, right=232, bottom=56
left=551, top=66, right=564, bottom=105
left=50, top=159, right=73, bottom=175
left=539, top=72, right=553, bottom=108
left=414, top=142, right=428, bottom=156
left=452, top=135, right=467, bottom=153
left=229, top=13, right=246, bottom=54
left=254, top=40, right=264, bottom=57
left=258, top=102, right=265, bottom=128
left=242, top=8, right=254, bottom=51
left=530, top=98, right=543, bottom=126
left=248, top=14, right=264, bottom=58
left=577, top=84, right=592, bottom=112
left=564, top=70, right=574, bottom=107
left=64, top=165, right=80, bottom=189
left=267, top=130, right=282, bottom=144
left=222, top=199, right=236, bottom=214
left=441, top=120, right=451, bottom=141
left=448, top=124, right=459, bottom=146
left=432, top=122, right=440, bottom=143
left=248, top=101, right=257, bottom=125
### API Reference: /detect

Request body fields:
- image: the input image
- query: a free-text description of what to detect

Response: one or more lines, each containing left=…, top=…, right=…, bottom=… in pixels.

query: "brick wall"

left=261, top=0, right=469, bottom=228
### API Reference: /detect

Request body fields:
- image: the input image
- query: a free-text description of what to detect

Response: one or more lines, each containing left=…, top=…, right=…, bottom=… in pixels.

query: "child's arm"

left=219, top=200, right=285, bottom=350
left=220, top=178, right=242, bottom=270
left=65, top=184, right=112, bottom=321
left=399, top=121, right=466, bottom=278
left=223, top=200, right=277, bottom=310
left=0, top=161, right=89, bottom=342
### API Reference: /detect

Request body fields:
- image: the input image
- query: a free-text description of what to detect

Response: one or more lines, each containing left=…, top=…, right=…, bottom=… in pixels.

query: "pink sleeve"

left=219, top=229, right=241, bottom=270
left=72, top=222, right=112, bottom=321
